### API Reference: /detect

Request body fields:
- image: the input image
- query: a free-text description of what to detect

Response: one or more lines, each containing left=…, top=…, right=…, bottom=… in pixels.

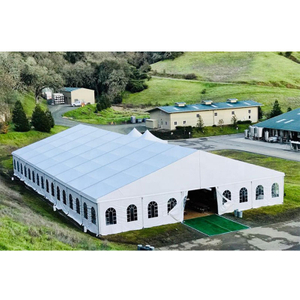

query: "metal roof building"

left=250, top=108, right=300, bottom=145
left=147, top=99, right=262, bottom=130
left=60, top=87, right=95, bottom=106
left=151, top=100, right=261, bottom=114
left=12, top=125, right=284, bottom=236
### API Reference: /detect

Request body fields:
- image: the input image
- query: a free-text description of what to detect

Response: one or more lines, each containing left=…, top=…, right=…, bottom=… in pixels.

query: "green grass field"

left=63, top=105, right=149, bottom=124
left=151, top=52, right=300, bottom=86
left=123, top=77, right=300, bottom=112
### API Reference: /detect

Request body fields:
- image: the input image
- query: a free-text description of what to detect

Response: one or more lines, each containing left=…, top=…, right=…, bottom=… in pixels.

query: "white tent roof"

left=13, top=125, right=194, bottom=202
left=13, top=124, right=284, bottom=205
left=127, top=128, right=142, bottom=138
left=140, top=130, right=168, bottom=144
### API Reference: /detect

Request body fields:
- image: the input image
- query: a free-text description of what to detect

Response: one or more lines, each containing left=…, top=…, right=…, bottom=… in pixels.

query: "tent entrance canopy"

left=184, top=188, right=218, bottom=219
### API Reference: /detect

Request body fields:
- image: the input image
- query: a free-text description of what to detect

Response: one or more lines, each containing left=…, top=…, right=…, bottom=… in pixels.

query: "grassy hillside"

left=151, top=52, right=300, bottom=87
left=123, top=77, right=300, bottom=111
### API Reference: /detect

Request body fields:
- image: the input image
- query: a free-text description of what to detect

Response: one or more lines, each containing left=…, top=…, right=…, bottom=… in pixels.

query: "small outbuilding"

left=60, top=87, right=95, bottom=106
left=12, top=124, right=284, bottom=236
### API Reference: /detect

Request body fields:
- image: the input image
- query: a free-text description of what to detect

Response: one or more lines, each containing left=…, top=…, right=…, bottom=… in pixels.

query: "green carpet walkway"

left=184, top=214, right=249, bottom=236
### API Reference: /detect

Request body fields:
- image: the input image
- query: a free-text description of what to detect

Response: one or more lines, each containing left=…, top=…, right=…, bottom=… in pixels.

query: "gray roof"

left=12, top=125, right=196, bottom=202
left=61, top=87, right=80, bottom=92
left=256, top=108, right=300, bottom=132
left=149, top=100, right=261, bottom=114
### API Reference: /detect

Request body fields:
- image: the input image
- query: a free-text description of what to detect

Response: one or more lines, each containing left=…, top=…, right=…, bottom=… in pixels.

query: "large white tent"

left=12, top=124, right=284, bottom=236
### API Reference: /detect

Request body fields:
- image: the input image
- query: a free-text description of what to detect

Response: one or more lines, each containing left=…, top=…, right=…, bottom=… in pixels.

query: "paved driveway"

left=159, top=218, right=300, bottom=250
left=169, top=134, right=300, bottom=162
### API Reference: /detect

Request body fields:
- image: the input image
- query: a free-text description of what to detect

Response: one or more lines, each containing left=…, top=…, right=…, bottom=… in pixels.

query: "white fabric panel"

left=127, top=128, right=142, bottom=137
left=100, top=151, right=201, bottom=201
left=199, top=151, right=284, bottom=188
left=141, top=130, right=168, bottom=144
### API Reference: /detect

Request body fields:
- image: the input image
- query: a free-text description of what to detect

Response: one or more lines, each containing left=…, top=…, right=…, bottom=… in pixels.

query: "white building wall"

left=150, top=106, right=259, bottom=130
left=12, top=158, right=99, bottom=235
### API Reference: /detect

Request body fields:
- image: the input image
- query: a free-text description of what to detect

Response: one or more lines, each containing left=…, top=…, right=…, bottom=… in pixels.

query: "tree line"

left=0, top=51, right=183, bottom=132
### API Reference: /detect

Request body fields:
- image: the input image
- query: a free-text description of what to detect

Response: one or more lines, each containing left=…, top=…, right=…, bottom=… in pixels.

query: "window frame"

left=76, top=198, right=80, bottom=214
left=57, top=186, right=60, bottom=200
left=272, top=183, right=279, bottom=198
left=91, top=207, right=96, bottom=224
left=239, top=187, right=248, bottom=203
left=148, top=201, right=158, bottom=218
left=167, top=198, right=177, bottom=213
left=222, top=190, right=231, bottom=205
left=256, top=185, right=264, bottom=200
left=106, top=207, right=117, bottom=225
left=69, top=194, right=73, bottom=209
left=127, top=204, right=138, bottom=222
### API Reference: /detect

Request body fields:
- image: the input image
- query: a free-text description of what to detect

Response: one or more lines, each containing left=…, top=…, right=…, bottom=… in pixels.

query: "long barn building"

left=12, top=125, right=284, bottom=236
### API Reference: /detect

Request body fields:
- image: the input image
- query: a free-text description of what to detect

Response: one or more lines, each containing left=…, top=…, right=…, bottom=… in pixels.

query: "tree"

left=196, top=115, right=204, bottom=132
left=287, top=107, right=292, bottom=112
left=21, top=57, right=64, bottom=103
left=31, top=105, right=51, bottom=133
left=218, top=119, right=224, bottom=129
left=270, top=100, right=283, bottom=118
left=12, top=100, right=31, bottom=132
left=258, top=106, right=263, bottom=120
left=231, top=114, right=238, bottom=127
left=45, top=109, right=55, bottom=128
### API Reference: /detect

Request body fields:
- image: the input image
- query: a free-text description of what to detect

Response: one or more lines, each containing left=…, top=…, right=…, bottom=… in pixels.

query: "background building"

left=249, top=107, right=300, bottom=149
left=147, top=99, right=261, bottom=130
left=60, top=87, right=95, bottom=105
left=12, top=124, right=284, bottom=236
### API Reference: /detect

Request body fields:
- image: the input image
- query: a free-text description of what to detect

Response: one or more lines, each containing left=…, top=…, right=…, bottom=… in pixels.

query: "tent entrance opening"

left=184, top=188, right=218, bottom=220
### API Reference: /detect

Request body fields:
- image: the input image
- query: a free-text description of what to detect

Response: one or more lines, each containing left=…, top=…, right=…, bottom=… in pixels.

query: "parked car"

left=268, top=136, right=278, bottom=143
left=72, top=100, right=81, bottom=107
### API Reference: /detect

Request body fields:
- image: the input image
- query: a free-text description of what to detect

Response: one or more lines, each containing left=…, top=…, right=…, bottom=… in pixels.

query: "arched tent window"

left=76, top=198, right=80, bottom=214
left=36, top=174, right=39, bottom=186
left=127, top=204, right=138, bottom=222
left=13, top=160, right=16, bottom=170
left=17, top=161, right=19, bottom=172
left=106, top=208, right=117, bottom=225
left=51, top=183, right=55, bottom=196
left=28, top=168, right=31, bottom=180
left=20, top=163, right=23, bottom=175
left=69, top=194, right=73, bottom=209
left=222, top=190, right=231, bottom=205
left=51, top=182, right=55, bottom=197
left=57, top=186, right=60, bottom=200
left=91, top=207, right=96, bottom=224
left=41, top=176, right=44, bottom=189
left=46, top=180, right=49, bottom=193
left=167, top=198, right=177, bottom=213
left=256, top=185, right=264, bottom=200
left=84, top=203, right=88, bottom=219
left=239, top=187, right=248, bottom=203
left=24, top=167, right=27, bottom=178
left=148, top=201, right=158, bottom=218
left=63, top=190, right=67, bottom=204
left=272, top=183, right=279, bottom=198
left=32, top=171, right=35, bottom=183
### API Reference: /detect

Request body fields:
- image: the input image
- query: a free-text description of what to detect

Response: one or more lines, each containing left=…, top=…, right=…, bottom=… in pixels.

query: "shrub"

left=184, top=73, right=197, bottom=80
left=45, top=110, right=55, bottom=128
left=12, top=100, right=31, bottom=132
left=31, top=105, right=51, bottom=133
